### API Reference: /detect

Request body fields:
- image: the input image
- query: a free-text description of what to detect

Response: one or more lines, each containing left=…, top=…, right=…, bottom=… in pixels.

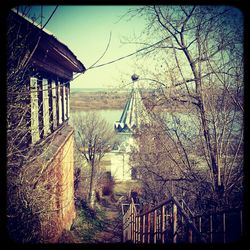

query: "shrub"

left=100, top=172, right=115, bottom=196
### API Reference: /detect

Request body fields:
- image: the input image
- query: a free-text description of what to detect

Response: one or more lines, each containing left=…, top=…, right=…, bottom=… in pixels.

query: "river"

left=70, top=109, right=123, bottom=129
left=70, top=108, right=242, bottom=139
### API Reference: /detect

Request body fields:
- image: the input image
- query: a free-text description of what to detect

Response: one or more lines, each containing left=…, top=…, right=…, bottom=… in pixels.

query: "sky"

left=21, top=5, right=149, bottom=89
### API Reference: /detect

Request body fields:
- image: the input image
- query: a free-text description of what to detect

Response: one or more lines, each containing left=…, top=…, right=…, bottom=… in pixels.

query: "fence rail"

left=122, top=196, right=243, bottom=243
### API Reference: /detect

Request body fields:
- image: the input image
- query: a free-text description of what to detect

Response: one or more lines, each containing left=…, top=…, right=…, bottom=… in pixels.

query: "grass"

left=60, top=180, right=142, bottom=243
left=113, top=180, right=142, bottom=197
left=69, top=199, right=107, bottom=243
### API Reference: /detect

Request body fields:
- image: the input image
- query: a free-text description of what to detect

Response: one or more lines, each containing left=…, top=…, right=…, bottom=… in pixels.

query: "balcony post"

left=30, top=77, right=40, bottom=144
left=51, top=80, right=57, bottom=130
left=58, top=81, right=63, bottom=125
left=42, top=78, right=50, bottom=136
left=63, top=84, right=66, bottom=121
left=67, top=84, right=70, bottom=119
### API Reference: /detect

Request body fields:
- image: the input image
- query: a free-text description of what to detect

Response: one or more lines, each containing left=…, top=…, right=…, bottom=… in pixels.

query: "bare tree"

left=128, top=5, right=243, bottom=212
left=7, top=7, right=44, bottom=242
left=130, top=123, right=186, bottom=205
left=6, top=7, right=75, bottom=242
left=72, top=112, right=115, bottom=208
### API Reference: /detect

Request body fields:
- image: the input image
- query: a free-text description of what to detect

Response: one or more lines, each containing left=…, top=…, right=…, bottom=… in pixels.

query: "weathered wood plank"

left=30, top=77, right=40, bottom=143
left=58, top=81, right=63, bottom=125
left=51, top=80, right=57, bottom=130
left=42, top=78, right=50, bottom=136
left=173, top=203, right=177, bottom=243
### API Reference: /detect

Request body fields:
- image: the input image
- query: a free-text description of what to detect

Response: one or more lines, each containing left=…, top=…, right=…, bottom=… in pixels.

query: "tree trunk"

left=88, top=163, right=95, bottom=207
left=90, top=189, right=96, bottom=208
left=182, top=46, right=221, bottom=194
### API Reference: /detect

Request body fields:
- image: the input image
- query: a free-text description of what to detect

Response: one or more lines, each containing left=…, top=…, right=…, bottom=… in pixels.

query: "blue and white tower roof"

left=114, top=75, right=151, bottom=133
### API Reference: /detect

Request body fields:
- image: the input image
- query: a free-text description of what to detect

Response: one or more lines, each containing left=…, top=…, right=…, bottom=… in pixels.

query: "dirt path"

left=92, top=196, right=123, bottom=243
left=91, top=181, right=138, bottom=243
left=59, top=181, right=140, bottom=243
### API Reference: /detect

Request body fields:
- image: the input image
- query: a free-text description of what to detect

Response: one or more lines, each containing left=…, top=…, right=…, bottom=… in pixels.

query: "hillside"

left=70, top=91, right=129, bottom=110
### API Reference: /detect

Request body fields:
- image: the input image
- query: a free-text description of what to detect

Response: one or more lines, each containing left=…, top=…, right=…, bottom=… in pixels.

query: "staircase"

left=122, top=196, right=243, bottom=243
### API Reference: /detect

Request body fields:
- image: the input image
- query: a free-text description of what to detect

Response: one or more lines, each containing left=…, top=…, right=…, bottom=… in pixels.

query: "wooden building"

left=7, top=10, right=85, bottom=242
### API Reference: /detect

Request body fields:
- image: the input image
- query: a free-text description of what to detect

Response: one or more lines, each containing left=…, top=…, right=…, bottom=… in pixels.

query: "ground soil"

left=59, top=180, right=141, bottom=243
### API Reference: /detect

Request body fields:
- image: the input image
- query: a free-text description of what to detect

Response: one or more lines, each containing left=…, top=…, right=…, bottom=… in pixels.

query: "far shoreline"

left=70, top=88, right=201, bottom=113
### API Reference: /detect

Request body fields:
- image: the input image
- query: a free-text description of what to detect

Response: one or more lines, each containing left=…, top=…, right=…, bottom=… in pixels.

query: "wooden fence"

left=122, top=196, right=243, bottom=243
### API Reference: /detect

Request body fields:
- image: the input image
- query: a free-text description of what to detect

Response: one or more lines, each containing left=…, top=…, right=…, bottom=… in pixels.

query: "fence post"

left=132, top=207, right=135, bottom=242
left=161, top=205, right=165, bottom=243
left=130, top=205, right=133, bottom=241
left=134, top=214, right=137, bottom=243
left=138, top=215, right=141, bottom=243
left=199, top=217, right=202, bottom=233
left=142, top=215, right=146, bottom=243
left=223, top=212, right=226, bottom=243
left=173, top=203, right=177, bottom=243
left=188, top=224, right=193, bottom=243
left=209, top=215, right=213, bottom=243
left=132, top=206, right=135, bottom=242
left=181, top=200, right=184, bottom=225
left=240, top=209, right=243, bottom=237
left=147, top=212, right=151, bottom=243
left=154, top=210, right=157, bottom=243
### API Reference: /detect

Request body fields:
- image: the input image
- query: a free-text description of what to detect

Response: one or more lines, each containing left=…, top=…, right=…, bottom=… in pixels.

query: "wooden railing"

left=122, top=196, right=243, bottom=243
left=192, top=207, right=243, bottom=243
left=122, top=199, right=141, bottom=243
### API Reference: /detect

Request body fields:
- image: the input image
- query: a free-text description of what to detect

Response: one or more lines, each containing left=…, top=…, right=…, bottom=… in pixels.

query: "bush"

left=102, top=185, right=113, bottom=196
left=100, top=172, right=114, bottom=196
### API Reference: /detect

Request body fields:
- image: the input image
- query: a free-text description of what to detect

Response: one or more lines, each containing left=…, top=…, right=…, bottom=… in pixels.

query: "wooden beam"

left=142, top=215, right=146, bottom=243
left=30, top=77, right=40, bottom=144
left=223, top=212, right=226, bottom=243
left=188, top=225, right=193, bottom=243
left=161, top=205, right=165, bottom=243
left=147, top=212, right=151, bottom=243
left=42, top=78, right=50, bottom=136
left=210, top=215, right=213, bottom=243
left=153, top=210, right=157, bottom=243
left=63, top=84, right=66, bottom=121
left=58, top=81, right=62, bottom=125
left=32, top=52, right=73, bottom=80
left=51, top=80, right=57, bottom=131
left=173, top=203, right=177, bottom=243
